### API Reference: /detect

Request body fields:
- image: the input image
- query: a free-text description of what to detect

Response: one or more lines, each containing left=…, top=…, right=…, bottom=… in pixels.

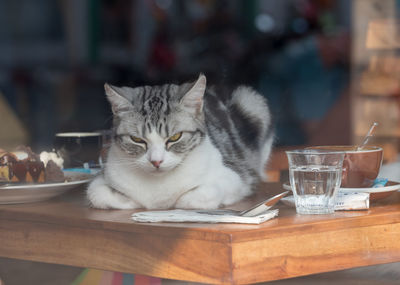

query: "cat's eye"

left=167, top=132, right=182, bottom=143
left=130, top=136, right=146, bottom=144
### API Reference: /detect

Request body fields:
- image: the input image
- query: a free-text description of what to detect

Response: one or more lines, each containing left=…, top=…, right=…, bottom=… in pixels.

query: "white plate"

left=0, top=171, right=94, bottom=204
left=282, top=181, right=400, bottom=194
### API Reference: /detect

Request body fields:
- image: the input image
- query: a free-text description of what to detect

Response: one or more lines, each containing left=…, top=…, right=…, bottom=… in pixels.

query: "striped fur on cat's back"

left=87, top=74, right=273, bottom=209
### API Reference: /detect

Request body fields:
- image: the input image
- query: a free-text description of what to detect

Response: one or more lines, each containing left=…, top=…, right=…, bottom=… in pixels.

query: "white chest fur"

left=104, top=137, right=246, bottom=209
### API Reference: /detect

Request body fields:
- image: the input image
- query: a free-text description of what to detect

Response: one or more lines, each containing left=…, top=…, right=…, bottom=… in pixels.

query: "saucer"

left=282, top=180, right=400, bottom=201
left=0, top=171, right=94, bottom=204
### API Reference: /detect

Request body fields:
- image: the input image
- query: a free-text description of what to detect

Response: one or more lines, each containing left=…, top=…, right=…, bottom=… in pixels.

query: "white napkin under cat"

left=131, top=209, right=279, bottom=224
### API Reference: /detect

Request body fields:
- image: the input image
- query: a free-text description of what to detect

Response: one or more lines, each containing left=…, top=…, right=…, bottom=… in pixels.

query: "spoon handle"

left=358, top=122, right=378, bottom=150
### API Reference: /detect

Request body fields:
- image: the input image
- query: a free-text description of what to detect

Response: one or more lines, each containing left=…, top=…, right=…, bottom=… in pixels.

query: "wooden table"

left=0, top=183, right=400, bottom=284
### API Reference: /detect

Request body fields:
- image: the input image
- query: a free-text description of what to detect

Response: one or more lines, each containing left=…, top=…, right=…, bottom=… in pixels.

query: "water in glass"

left=290, top=165, right=342, bottom=214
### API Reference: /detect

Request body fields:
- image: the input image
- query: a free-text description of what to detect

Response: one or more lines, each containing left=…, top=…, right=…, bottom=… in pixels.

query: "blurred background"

left=0, top=0, right=398, bottom=165
left=1, top=1, right=400, bottom=284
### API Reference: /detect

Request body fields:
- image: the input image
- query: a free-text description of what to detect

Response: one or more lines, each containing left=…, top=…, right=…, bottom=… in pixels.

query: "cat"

left=87, top=74, right=274, bottom=209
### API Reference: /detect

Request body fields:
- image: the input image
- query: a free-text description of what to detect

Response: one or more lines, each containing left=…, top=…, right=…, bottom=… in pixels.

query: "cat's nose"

left=151, top=160, right=163, bottom=168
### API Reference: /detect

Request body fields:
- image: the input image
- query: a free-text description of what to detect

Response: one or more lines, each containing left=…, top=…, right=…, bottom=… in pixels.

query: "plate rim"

left=282, top=181, right=400, bottom=193
left=0, top=171, right=94, bottom=204
left=0, top=171, right=94, bottom=191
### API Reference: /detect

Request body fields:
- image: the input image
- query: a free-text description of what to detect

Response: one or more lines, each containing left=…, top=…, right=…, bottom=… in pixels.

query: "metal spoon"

left=239, top=191, right=290, bottom=216
left=357, top=122, right=378, bottom=151
left=195, top=191, right=290, bottom=217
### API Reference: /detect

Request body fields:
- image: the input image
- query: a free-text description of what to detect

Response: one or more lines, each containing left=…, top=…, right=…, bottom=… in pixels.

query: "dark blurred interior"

left=0, top=0, right=352, bottom=150
left=2, top=2, right=400, bottom=283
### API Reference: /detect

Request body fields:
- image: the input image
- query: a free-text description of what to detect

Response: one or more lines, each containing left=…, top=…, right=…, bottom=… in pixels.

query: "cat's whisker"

left=103, top=114, right=114, bottom=125
left=103, top=160, right=139, bottom=167
left=104, top=160, right=137, bottom=166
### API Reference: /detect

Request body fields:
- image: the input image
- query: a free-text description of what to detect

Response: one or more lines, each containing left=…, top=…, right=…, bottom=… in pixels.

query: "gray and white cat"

left=87, top=74, right=273, bottom=209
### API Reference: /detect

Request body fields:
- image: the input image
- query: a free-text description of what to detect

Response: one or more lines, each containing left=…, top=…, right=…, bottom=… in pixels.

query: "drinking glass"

left=286, top=149, right=345, bottom=214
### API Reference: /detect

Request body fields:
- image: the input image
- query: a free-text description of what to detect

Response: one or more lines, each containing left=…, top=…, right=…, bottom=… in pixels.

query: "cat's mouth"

left=151, top=167, right=165, bottom=173
left=147, top=164, right=178, bottom=175
left=145, top=165, right=166, bottom=173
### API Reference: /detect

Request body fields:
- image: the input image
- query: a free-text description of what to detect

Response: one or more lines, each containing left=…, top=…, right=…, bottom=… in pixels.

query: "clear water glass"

left=286, top=150, right=345, bottom=214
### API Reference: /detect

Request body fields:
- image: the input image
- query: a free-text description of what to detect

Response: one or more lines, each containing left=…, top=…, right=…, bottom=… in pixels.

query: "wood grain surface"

left=0, top=183, right=400, bottom=284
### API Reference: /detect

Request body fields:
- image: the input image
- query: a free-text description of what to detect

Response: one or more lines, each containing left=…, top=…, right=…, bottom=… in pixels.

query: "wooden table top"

left=1, top=183, right=400, bottom=284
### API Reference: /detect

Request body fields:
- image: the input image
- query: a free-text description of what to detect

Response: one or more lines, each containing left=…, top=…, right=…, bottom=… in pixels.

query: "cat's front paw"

left=175, top=186, right=221, bottom=209
left=87, top=176, right=140, bottom=209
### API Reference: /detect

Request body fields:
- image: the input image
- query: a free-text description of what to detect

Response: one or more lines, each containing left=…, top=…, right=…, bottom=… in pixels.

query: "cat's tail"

left=259, top=131, right=274, bottom=182
left=230, top=86, right=274, bottom=182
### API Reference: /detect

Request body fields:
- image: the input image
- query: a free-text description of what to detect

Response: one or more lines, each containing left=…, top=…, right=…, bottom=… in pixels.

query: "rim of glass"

left=305, top=146, right=382, bottom=154
left=285, top=149, right=346, bottom=155
left=55, top=132, right=102, bottom=137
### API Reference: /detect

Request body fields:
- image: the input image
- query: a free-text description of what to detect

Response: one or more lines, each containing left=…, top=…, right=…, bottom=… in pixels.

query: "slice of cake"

left=0, top=147, right=65, bottom=183
left=40, top=151, right=65, bottom=182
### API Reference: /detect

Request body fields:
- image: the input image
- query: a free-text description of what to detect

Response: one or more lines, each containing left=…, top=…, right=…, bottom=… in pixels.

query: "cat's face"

left=106, top=75, right=206, bottom=174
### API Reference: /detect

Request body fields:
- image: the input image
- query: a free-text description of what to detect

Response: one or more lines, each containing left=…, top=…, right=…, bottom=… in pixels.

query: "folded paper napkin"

left=335, top=192, right=370, bottom=210
left=131, top=209, right=279, bottom=224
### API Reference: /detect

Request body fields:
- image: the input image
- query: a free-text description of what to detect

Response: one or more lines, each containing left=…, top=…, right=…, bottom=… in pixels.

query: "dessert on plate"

left=0, top=146, right=65, bottom=183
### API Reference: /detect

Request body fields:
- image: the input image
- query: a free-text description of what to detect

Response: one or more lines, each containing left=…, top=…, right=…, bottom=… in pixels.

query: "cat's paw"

left=175, top=186, right=221, bottom=209
left=87, top=176, right=140, bottom=209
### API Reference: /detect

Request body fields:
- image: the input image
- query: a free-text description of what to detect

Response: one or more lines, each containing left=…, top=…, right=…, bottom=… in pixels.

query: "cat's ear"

left=181, top=74, right=206, bottom=115
left=104, top=83, right=132, bottom=114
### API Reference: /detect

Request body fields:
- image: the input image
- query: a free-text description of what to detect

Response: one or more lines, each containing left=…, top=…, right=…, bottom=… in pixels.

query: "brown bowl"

left=307, top=146, right=383, bottom=188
